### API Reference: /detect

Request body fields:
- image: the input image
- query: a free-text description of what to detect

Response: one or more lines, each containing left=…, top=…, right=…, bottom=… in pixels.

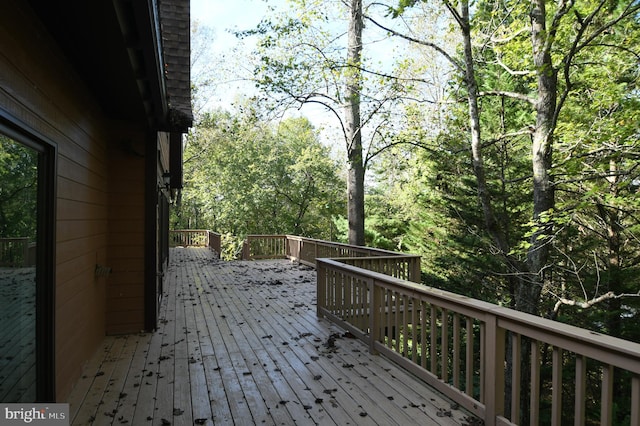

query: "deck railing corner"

left=170, top=230, right=222, bottom=256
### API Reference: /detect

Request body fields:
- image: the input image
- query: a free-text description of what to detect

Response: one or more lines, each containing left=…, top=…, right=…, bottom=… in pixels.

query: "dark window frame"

left=0, top=113, right=57, bottom=402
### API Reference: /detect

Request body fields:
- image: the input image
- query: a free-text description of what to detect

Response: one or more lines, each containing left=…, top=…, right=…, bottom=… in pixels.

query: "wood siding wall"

left=106, top=127, right=146, bottom=335
left=0, top=1, right=149, bottom=400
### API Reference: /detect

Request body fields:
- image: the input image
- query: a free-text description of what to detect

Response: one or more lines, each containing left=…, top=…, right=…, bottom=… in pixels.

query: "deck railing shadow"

left=171, top=231, right=640, bottom=426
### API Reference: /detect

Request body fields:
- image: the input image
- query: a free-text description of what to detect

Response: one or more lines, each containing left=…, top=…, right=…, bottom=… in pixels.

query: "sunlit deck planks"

left=68, top=247, right=474, bottom=425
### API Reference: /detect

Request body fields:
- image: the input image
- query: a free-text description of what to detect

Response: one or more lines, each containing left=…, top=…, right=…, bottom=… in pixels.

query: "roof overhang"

left=27, top=0, right=189, bottom=132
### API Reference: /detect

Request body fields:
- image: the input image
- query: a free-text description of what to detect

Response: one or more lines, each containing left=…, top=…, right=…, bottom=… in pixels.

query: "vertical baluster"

left=362, top=280, right=368, bottom=331
left=386, top=289, right=393, bottom=349
left=453, top=313, right=460, bottom=389
left=442, top=309, right=449, bottom=384
left=511, top=333, right=521, bottom=423
left=316, top=262, right=326, bottom=318
left=411, top=296, right=418, bottom=363
left=430, top=305, right=438, bottom=375
left=393, top=293, right=401, bottom=352
left=551, top=347, right=562, bottom=426
left=330, top=270, right=336, bottom=314
left=369, top=280, right=381, bottom=355
left=530, top=340, right=540, bottom=426
left=325, top=268, right=332, bottom=312
left=402, top=294, right=409, bottom=357
left=352, top=278, right=359, bottom=327
left=574, top=355, right=586, bottom=426
left=421, top=300, right=427, bottom=369
left=466, top=318, right=474, bottom=397
left=351, top=277, right=357, bottom=325
left=340, top=273, right=346, bottom=319
left=358, top=279, right=365, bottom=330
left=631, top=375, right=640, bottom=426
left=601, top=364, right=613, bottom=426
left=339, top=273, right=345, bottom=319
left=479, top=322, right=485, bottom=403
left=345, top=275, right=352, bottom=322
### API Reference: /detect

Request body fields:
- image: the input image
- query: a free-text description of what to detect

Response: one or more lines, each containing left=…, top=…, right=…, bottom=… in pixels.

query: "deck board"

left=68, top=247, right=474, bottom=425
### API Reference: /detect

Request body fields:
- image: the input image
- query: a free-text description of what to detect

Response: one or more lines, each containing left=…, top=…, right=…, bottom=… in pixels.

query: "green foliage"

left=367, top=0, right=640, bottom=325
left=189, top=0, right=640, bottom=346
left=172, top=108, right=346, bottom=242
left=236, top=2, right=348, bottom=115
left=546, top=13, right=640, bottom=338
left=0, top=136, right=37, bottom=240
left=186, top=1, right=640, bottom=422
left=219, top=232, right=245, bottom=261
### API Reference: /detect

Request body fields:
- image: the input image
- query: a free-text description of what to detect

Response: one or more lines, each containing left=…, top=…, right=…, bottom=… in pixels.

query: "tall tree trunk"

left=599, top=159, right=623, bottom=337
left=459, top=3, right=523, bottom=417
left=518, top=0, right=557, bottom=315
left=460, top=1, right=510, bottom=257
left=345, top=0, right=365, bottom=246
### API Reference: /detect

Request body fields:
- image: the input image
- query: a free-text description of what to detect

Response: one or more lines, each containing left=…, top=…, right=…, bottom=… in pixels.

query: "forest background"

left=172, top=0, right=640, bottom=346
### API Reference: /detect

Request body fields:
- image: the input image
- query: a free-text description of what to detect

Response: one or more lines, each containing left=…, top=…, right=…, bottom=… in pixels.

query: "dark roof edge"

left=159, top=0, right=193, bottom=133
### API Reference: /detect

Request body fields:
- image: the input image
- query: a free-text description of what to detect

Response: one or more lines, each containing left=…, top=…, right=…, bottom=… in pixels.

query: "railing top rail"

left=332, top=255, right=420, bottom=261
left=317, top=257, right=640, bottom=369
left=285, top=235, right=417, bottom=257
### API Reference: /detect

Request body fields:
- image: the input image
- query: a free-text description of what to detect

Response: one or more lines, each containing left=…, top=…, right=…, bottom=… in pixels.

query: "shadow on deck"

left=68, top=247, right=473, bottom=425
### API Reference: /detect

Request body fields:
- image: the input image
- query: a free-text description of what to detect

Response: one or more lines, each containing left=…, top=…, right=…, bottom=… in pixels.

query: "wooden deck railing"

left=243, top=234, right=421, bottom=283
left=316, top=258, right=640, bottom=426
left=169, top=230, right=221, bottom=254
left=190, top=232, right=640, bottom=424
left=0, top=238, right=35, bottom=267
left=242, top=234, right=288, bottom=260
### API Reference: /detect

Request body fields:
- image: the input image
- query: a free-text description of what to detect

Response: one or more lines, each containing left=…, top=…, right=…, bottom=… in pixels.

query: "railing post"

left=314, top=240, right=318, bottom=263
left=484, top=315, right=505, bottom=426
left=631, top=375, right=640, bottom=426
left=22, top=239, right=29, bottom=267
left=369, top=278, right=380, bottom=355
left=285, top=235, right=291, bottom=258
left=412, top=258, right=421, bottom=283
left=242, top=239, right=249, bottom=260
left=316, top=259, right=326, bottom=318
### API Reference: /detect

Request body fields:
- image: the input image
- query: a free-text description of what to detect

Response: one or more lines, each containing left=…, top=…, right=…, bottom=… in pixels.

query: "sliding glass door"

left=0, top=129, right=54, bottom=402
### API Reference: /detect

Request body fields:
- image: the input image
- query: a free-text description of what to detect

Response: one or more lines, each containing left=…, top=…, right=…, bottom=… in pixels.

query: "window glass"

left=0, top=135, right=38, bottom=402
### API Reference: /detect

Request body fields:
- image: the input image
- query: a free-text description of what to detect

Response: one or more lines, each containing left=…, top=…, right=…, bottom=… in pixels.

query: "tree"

left=383, top=0, right=640, bottom=318
left=345, top=0, right=366, bottom=245
left=173, top=108, right=345, bottom=256
left=363, top=2, right=640, bottom=420
left=239, top=0, right=414, bottom=246
left=0, top=136, right=37, bottom=240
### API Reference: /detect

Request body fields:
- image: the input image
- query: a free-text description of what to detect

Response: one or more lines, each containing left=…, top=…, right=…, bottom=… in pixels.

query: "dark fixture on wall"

left=162, top=171, right=171, bottom=189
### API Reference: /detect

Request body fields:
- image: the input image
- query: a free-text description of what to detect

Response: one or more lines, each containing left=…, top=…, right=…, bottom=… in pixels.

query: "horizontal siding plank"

left=57, top=199, right=108, bottom=221
left=56, top=236, right=108, bottom=265
left=57, top=220, right=108, bottom=243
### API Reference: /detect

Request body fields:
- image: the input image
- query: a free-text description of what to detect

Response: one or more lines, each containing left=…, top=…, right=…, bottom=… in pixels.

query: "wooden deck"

left=68, top=247, right=474, bottom=425
left=0, top=267, right=36, bottom=402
